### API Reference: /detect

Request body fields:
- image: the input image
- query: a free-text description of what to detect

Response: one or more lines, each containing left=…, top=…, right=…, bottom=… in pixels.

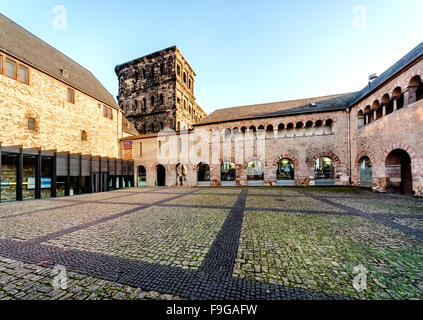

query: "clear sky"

left=1, top=0, right=423, bottom=113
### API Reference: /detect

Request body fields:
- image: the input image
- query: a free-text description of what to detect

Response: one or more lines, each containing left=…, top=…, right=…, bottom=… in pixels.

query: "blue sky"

left=1, top=0, right=423, bottom=113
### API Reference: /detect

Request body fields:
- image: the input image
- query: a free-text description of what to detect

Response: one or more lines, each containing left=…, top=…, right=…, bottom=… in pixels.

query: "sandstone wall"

left=0, top=66, right=123, bottom=158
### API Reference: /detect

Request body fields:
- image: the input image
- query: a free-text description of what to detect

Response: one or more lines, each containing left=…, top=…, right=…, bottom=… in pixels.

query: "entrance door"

left=359, top=157, right=373, bottom=188
left=401, top=161, right=413, bottom=195
left=386, top=149, right=413, bottom=195
left=157, top=165, right=166, bottom=187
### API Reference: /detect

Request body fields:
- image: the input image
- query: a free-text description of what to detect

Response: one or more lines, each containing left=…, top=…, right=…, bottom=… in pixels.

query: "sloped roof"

left=350, top=41, right=423, bottom=106
left=0, top=13, right=119, bottom=109
left=196, top=93, right=350, bottom=125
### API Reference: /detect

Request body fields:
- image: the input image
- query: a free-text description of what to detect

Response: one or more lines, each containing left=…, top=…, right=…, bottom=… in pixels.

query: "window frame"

left=18, top=64, right=29, bottom=84
left=0, top=54, right=3, bottom=74
left=67, top=87, right=75, bottom=104
left=5, top=57, right=18, bottom=80
left=27, top=117, right=36, bottom=131
left=81, top=130, right=88, bottom=141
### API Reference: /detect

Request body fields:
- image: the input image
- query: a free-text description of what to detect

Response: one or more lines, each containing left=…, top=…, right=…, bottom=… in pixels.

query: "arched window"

left=247, top=160, right=264, bottom=185
left=277, top=159, right=295, bottom=185
left=197, top=163, right=210, bottom=185
left=357, top=110, right=364, bottom=128
left=27, top=117, right=36, bottom=130
left=224, top=128, right=232, bottom=141
left=414, top=76, right=423, bottom=102
left=221, top=161, right=236, bottom=185
left=266, top=125, right=274, bottom=139
left=324, top=119, right=333, bottom=134
left=183, top=72, right=187, bottom=84
left=359, top=157, right=372, bottom=188
left=138, top=166, right=147, bottom=187
left=315, top=157, right=334, bottom=184
left=177, top=65, right=181, bottom=77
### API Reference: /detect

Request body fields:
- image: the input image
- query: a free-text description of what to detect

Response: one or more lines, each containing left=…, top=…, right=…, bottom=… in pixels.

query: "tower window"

left=81, top=130, right=88, bottom=141
left=183, top=72, right=187, bottom=84
left=160, top=94, right=164, bottom=105
left=151, top=96, right=155, bottom=106
left=27, top=118, right=36, bottom=130
left=160, top=64, right=164, bottom=75
left=67, top=88, right=75, bottom=103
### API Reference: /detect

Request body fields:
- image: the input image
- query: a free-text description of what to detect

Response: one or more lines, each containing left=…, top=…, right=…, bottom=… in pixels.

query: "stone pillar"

left=382, top=105, right=386, bottom=116
left=393, top=98, right=398, bottom=111
left=373, top=110, right=377, bottom=121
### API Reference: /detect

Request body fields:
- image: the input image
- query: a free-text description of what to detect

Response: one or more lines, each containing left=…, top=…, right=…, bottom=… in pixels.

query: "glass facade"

left=221, top=162, right=236, bottom=182
left=277, top=159, right=295, bottom=181
left=0, top=146, right=135, bottom=203
left=1, top=152, right=18, bottom=202
left=315, top=157, right=335, bottom=180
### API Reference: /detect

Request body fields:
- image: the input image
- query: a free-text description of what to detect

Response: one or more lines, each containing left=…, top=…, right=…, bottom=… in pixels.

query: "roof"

left=122, top=116, right=139, bottom=136
left=0, top=13, right=119, bottom=109
left=196, top=93, right=351, bottom=125
left=350, top=41, right=423, bottom=106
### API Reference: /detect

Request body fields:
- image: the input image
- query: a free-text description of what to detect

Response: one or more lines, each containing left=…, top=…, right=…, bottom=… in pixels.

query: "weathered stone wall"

left=116, top=47, right=207, bottom=135
left=0, top=65, right=123, bottom=158
left=124, top=109, right=350, bottom=187
left=350, top=57, right=423, bottom=196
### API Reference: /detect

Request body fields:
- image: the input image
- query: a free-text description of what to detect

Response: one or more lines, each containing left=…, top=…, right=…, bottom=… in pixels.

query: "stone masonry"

left=115, top=46, right=207, bottom=135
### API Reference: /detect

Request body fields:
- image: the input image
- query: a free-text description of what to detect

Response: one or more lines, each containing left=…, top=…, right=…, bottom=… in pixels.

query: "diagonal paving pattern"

left=0, top=186, right=422, bottom=300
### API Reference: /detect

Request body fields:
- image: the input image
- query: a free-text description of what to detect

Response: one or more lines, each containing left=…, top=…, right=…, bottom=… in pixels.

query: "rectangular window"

left=18, top=65, right=29, bottom=84
left=139, top=142, right=143, bottom=157
left=5, top=58, right=17, bottom=79
left=107, top=107, right=113, bottom=119
left=103, top=105, right=108, bottom=117
left=67, top=88, right=75, bottom=103
left=159, top=141, right=162, bottom=155
left=0, top=55, right=3, bottom=74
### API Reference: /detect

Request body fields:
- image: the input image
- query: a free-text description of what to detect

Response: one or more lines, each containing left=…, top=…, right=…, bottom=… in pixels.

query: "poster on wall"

left=123, top=141, right=133, bottom=160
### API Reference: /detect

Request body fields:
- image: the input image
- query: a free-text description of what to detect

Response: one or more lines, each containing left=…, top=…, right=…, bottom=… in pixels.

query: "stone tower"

left=115, top=46, right=207, bottom=135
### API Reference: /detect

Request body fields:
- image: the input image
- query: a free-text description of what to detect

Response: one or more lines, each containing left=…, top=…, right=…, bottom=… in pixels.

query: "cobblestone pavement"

left=0, top=186, right=422, bottom=300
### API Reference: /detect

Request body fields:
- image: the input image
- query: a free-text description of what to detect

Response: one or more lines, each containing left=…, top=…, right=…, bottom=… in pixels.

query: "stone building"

left=0, top=14, right=135, bottom=202
left=115, top=46, right=207, bottom=134
left=122, top=42, right=423, bottom=196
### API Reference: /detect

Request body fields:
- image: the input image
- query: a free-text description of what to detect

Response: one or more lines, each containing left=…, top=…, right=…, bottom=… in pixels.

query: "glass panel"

left=221, top=162, right=236, bottom=182
left=81, top=176, right=90, bottom=194
left=5, top=59, right=16, bottom=78
left=197, top=163, right=210, bottom=182
left=1, top=153, right=18, bottom=202
left=22, top=155, right=37, bottom=200
left=138, top=166, right=146, bottom=187
left=247, top=160, right=264, bottom=181
left=18, top=65, right=28, bottom=83
left=277, top=159, right=295, bottom=180
left=315, top=157, right=334, bottom=180
left=56, top=176, right=66, bottom=197
left=41, top=157, right=53, bottom=199
left=70, top=177, right=79, bottom=196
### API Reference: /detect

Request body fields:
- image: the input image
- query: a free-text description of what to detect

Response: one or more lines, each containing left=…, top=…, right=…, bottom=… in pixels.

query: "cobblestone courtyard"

left=0, top=187, right=422, bottom=300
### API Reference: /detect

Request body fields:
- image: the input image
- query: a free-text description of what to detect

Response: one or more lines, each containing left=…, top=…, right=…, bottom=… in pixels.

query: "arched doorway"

left=176, top=163, right=187, bottom=186
left=138, top=165, right=147, bottom=187
left=197, top=163, right=210, bottom=187
left=276, top=158, right=295, bottom=186
left=359, top=157, right=372, bottom=188
left=221, top=161, right=236, bottom=186
left=156, top=165, right=166, bottom=187
left=247, top=160, right=264, bottom=186
left=385, top=149, right=413, bottom=195
left=315, top=157, right=335, bottom=185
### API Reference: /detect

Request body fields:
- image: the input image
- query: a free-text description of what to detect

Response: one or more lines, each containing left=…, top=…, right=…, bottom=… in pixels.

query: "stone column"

left=393, top=98, right=398, bottom=111
left=382, top=105, right=386, bottom=116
